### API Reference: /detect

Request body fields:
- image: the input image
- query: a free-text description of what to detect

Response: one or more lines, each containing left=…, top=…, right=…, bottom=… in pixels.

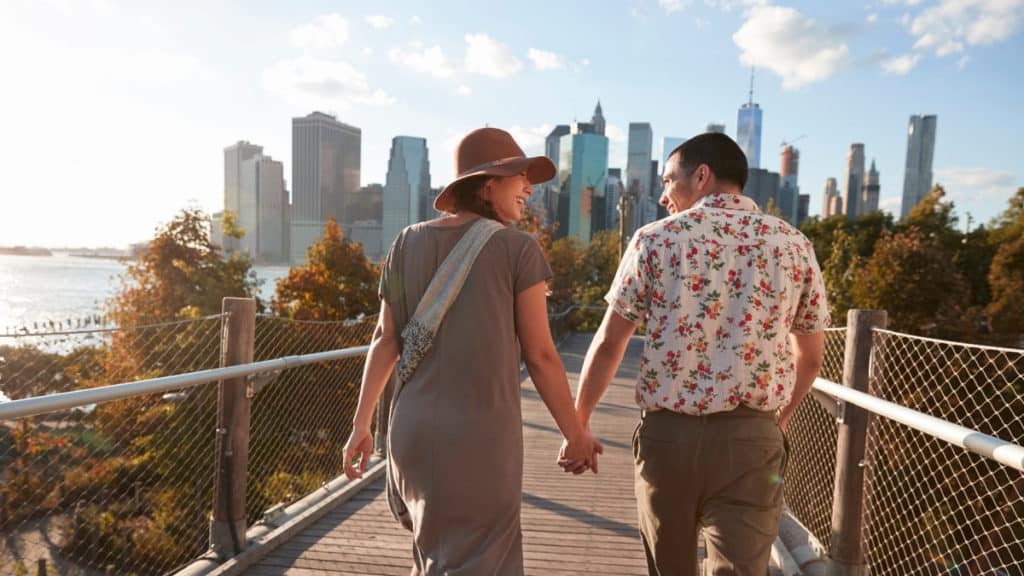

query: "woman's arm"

left=516, top=281, right=603, bottom=473
left=344, top=299, right=400, bottom=479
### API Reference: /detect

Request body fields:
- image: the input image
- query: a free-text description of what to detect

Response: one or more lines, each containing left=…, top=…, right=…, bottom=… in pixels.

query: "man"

left=570, top=133, right=829, bottom=575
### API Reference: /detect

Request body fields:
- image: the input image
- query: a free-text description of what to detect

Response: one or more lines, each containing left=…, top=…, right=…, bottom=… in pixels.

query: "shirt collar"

left=693, top=192, right=760, bottom=212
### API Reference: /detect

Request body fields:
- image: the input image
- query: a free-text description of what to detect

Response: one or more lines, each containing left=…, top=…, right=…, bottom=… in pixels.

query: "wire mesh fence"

left=783, top=326, right=846, bottom=551
left=246, top=315, right=377, bottom=526
left=0, top=315, right=224, bottom=575
left=864, top=330, right=1024, bottom=576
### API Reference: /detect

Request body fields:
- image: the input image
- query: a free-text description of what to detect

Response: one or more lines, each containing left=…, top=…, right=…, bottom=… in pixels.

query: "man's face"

left=659, top=152, right=702, bottom=215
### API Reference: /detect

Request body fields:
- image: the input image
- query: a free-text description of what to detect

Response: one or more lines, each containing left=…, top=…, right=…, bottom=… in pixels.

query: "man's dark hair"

left=668, top=132, right=749, bottom=190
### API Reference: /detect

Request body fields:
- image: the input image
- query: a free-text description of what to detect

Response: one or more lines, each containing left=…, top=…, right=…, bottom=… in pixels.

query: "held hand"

left=558, top=428, right=604, bottom=475
left=343, top=426, right=374, bottom=480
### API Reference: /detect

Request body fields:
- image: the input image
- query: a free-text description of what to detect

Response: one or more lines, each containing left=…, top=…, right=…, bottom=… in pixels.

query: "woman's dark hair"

left=668, top=132, right=749, bottom=189
left=449, top=175, right=500, bottom=221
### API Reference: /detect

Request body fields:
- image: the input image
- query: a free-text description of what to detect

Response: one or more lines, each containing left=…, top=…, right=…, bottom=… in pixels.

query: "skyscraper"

left=557, top=131, right=609, bottom=243
left=823, top=178, right=842, bottom=218
left=743, top=168, right=780, bottom=213
left=239, top=154, right=287, bottom=262
left=843, top=143, right=865, bottom=220
left=662, top=136, right=686, bottom=166
left=290, top=112, right=361, bottom=263
left=627, top=123, right=654, bottom=233
left=779, top=145, right=800, bottom=224
left=383, top=136, right=430, bottom=249
left=542, top=125, right=571, bottom=221
left=797, top=194, right=810, bottom=225
left=862, top=159, right=880, bottom=214
left=901, top=114, right=937, bottom=220
left=736, top=72, right=763, bottom=169
left=605, top=168, right=624, bottom=231
left=705, top=123, right=726, bottom=134
left=223, top=141, right=263, bottom=252
left=591, top=100, right=606, bottom=136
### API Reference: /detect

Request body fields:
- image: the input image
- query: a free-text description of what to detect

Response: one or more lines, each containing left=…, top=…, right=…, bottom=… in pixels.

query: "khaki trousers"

left=632, top=406, right=788, bottom=576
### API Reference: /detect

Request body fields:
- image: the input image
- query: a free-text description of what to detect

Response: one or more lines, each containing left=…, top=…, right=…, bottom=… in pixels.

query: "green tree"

left=108, top=207, right=259, bottom=326
left=900, top=185, right=961, bottom=251
left=800, top=214, right=848, bottom=264
left=851, top=210, right=895, bottom=258
left=987, top=234, right=1024, bottom=343
left=822, top=229, right=859, bottom=324
left=272, top=218, right=379, bottom=321
left=985, top=189, right=1024, bottom=343
left=852, top=229, right=971, bottom=338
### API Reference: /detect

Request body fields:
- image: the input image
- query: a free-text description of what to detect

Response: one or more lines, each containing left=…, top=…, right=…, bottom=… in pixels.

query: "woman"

left=343, top=127, right=602, bottom=575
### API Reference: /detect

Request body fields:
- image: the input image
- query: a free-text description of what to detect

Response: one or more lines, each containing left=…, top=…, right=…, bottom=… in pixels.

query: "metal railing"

left=0, top=300, right=376, bottom=575
left=784, top=310, right=1024, bottom=576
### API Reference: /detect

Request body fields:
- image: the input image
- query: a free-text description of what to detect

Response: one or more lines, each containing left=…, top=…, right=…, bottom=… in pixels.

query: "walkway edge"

left=173, top=457, right=388, bottom=576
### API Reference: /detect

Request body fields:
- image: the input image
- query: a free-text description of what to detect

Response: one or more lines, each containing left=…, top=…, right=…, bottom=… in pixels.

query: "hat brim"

left=434, top=155, right=556, bottom=214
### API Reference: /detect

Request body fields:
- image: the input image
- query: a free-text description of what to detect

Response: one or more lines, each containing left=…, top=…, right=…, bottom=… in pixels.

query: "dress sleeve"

left=378, top=229, right=404, bottom=305
left=514, top=234, right=554, bottom=294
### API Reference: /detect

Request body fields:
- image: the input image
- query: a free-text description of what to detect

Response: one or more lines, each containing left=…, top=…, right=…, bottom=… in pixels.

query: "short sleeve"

left=791, top=245, right=831, bottom=334
left=378, top=230, right=403, bottom=305
left=604, top=231, right=650, bottom=324
left=514, top=235, right=553, bottom=294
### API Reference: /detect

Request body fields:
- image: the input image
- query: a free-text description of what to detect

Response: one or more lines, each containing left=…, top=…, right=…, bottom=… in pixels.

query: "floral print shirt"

left=606, top=192, right=830, bottom=415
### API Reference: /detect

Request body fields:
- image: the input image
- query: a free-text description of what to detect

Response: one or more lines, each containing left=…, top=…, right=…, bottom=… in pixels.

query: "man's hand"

left=558, top=427, right=604, bottom=475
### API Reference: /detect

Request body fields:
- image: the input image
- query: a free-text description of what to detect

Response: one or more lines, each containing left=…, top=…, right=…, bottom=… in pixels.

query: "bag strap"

left=394, top=218, right=504, bottom=384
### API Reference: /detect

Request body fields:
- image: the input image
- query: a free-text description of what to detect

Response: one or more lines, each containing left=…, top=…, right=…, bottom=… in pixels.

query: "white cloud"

left=867, top=13, right=879, bottom=23
left=464, top=33, right=522, bottom=78
left=957, top=54, right=971, bottom=68
left=389, top=44, right=455, bottom=78
left=935, top=167, right=1018, bottom=202
left=290, top=14, right=349, bottom=51
left=508, top=124, right=552, bottom=153
left=659, top=0, right=692, bottom=14
left=528, top=48, right=564, bottom=70
left=605, top=124, right=628, bottom=144
left=264, top=55, right=395, bottom=111
left=410, top=15, right=422, bottom=25
left=910, top=0, right=1024, bottom=58
left=362, top=47, right=373, bottom=56
left=881, top=52, right=921, bottom=74
left=365, top=15, right=395, bottom=29
left=456, top=84, right=472, bottom=96
left=696, top=16, right=710, bottom=28
left=732, top=5, right=851, bottom=89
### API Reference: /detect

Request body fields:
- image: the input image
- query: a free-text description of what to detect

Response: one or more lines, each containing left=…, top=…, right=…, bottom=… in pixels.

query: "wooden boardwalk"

left=243, top=334, right=689, bottom=575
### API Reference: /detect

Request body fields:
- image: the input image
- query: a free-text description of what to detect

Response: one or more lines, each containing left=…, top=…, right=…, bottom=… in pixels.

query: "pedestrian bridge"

left=1, top=304, right=1021, bottom=575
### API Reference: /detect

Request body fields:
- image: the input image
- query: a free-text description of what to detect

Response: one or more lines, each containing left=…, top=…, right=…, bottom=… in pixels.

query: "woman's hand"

left=343, top=425, right=374, bottom=480
left=558, top=427, right=604, bottom=475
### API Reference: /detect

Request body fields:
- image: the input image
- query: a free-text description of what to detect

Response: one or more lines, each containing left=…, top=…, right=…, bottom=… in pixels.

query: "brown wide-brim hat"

left=434, top=127, right=557, bottom=214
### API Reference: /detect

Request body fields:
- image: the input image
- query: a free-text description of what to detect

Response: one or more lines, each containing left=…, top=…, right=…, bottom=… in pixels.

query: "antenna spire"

left=748, top=67, right=755, bottom=105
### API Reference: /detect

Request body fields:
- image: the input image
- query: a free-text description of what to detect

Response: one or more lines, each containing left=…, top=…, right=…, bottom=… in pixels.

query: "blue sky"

left=1, top=0, right=1021, bottom=248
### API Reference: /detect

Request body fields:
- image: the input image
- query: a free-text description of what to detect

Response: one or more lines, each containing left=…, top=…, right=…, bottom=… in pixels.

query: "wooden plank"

left=242, top=334, right=724, bottom=574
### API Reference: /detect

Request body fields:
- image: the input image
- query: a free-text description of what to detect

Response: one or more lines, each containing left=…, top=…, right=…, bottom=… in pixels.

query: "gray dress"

left=380, top=218, right=552, bottom=576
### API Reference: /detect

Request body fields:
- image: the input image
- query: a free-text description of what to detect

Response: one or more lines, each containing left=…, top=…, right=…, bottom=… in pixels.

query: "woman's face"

left=482, top=173, right=533, bottom=222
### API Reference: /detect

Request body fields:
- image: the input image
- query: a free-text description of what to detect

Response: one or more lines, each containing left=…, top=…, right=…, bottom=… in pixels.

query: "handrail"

left=0, top=345, right=369, bottom=421
left=813, top=377, right=1024, bottom=472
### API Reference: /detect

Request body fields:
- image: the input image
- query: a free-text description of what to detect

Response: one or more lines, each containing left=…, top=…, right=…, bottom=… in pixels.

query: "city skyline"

left=1, top=0, right=1022, bottom=248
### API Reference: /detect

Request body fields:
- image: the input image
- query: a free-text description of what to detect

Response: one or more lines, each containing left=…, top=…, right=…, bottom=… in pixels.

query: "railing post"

left=210, top=297, right=256, bottom=558
left=828, top=309, right=886, bottom=576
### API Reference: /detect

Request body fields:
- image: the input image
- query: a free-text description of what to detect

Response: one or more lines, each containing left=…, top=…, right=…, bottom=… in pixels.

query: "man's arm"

left=575, top=307, right=638, bottom=428
left=778, top=331, right=825, bottom=431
